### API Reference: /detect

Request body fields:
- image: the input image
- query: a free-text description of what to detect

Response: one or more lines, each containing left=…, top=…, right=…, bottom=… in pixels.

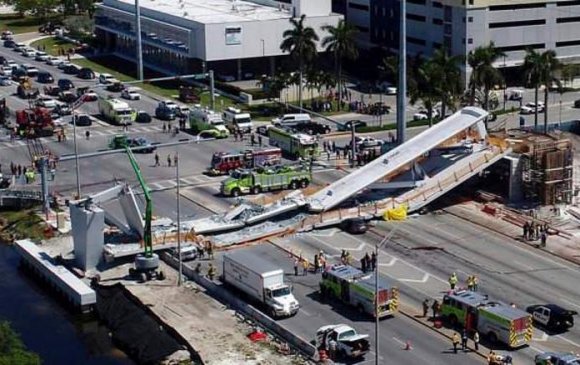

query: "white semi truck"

left=222, top=251, right=299, bottom=319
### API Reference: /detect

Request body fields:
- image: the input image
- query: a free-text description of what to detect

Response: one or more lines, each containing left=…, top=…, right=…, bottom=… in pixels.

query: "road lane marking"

left=532, top=332, right=548, bottom=342
left=560, top=297, right=580, bottom=310
left=150, top=182, right=164, bottom=189
left=299, top=308, right=311, bottom=316
left=398, top=273, right=430, bottom=283
left=556, top=335, right=580, bottom=349
left=391, top=337, right=406, bottom=347
left=378, top=257, right=397, bottom=267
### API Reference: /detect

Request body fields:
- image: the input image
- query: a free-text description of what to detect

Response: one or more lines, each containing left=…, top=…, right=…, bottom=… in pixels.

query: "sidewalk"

left=444, top=202, right=580, bottom=265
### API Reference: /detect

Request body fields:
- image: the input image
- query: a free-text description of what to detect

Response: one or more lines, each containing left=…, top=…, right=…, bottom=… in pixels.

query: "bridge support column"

left=40, top=158, right=49, bottom=214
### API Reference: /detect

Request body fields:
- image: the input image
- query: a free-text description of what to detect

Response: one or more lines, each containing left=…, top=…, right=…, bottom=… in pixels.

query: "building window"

left=557, top=0, right=580, bottom=6
left=468, top=38, right=473, bottom=44
left=462, top=17, right=466, bottom=23
left=468, top=16, right=473, bottom=22
left=444, top=24, right=452, bottom=34
left=407, top=13, right=427, bottom=22
left=433, top=18, right=443, bottom=25
left=556, top=39, right=580, bottom=47
left=433, top=1, right=443, bottom=7
left=348, top=2, right=370, bottom=11
left=496, top=43, right=545, bottom=52
left=489, top=3, right=546, bottom=10
left=556, top=16, right=580, bottom=23
left=407, top=36, right=427, bottom=45
left=444, top=6, right=452, bottom=22
left=408, top=0, right=427, bottom=4
left=462, top=38, right=466, bottom=44
left=489, top=19, right=546, bottom=28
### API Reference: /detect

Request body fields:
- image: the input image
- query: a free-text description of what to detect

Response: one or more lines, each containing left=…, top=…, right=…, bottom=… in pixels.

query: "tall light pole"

left=396, top=0, right=407, bottom=145
left=375, top=227, right=398, bottom=365
left=135, top=0, right=144, bottom=80
left=176, top=150, right=182, bottom=286
left=71, top=104, right=81, bottom=199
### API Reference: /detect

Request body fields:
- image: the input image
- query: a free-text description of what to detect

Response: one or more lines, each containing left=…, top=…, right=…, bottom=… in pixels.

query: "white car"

left=4, top=60, right=17, bottom=69
left=413, top=109, right=440, bottom=120
left=385, top=86, right=397, bottom=95
left=0, top=76, right=12, bottom=86
left=121, top=87, right=141, bottom=100
left=35, top=51, right=49, bottom=61
left=22, top=48, right=36, bottom=57
left=46, top=56, right=63, bottom=66
left=35, top=95, right=58, bottom=109
left=98, top=73, right=118, bottom=84
left=161, top=99, right=178, bottom=110
left=13, top=43, right=26, bottom=52
left=521, top=102, right=545, bottom=114
left=51, top=113, right=66, bottom=127
left=1, top=66, right=12, bottom=76
left=355, top=136, right=384, bottom=148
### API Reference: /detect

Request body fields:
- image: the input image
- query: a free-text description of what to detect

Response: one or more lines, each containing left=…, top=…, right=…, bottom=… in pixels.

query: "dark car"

left=63, top=65, right=81, bottom=75
left=292, top=121, right=332, bottom=135
left=338, top=120, right=368, bottom=132
left=535, top=352, right=580, bottom=365
left=59, top=91, right=77, bottom=103
left=58, top=78, right=75, bottom=90
left=136, top=111, right=152, bottom=123
left=0, top=56, right=5, bottom=65
left=44, top=85, right=61, bottom=96
left=11, top=67, right=27, bottom=82
left=340, top=217, right=369, bottom=234
left=77, top=67, right=95, bottom=80
left=72, top=114, right=92, bottom=126
left=54, top=103, right=71, bottom=116
left=526, top=304, right=577, bottom=332
left=3, top=40, right=15, bottom=48
left=37, top=71, right=54, bottom=83
left=106, top=81, right=124, bottom=92
left=574, top=99, right=580, bottom=109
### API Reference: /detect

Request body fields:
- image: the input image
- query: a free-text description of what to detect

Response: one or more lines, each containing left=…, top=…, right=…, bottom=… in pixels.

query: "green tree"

left=0, top=321, right=40, bottom=365
left=431, top=48, right=463, bottom=119
left=62, top=0, right=94, bottom=15
left=63, top=15, right=94, bottom=43
left=280, top=14, right=319, bottom=110
left=468, top=42, right=505, bottom=125
left=523, top=49, right=543, bottom=128
left=538, top=50, right=561, bottom=133
left=409, top=58, right=443, bottom=127
left=2, top=0, right=59, bottom=19
left=321, top=19, right=358, bottom=111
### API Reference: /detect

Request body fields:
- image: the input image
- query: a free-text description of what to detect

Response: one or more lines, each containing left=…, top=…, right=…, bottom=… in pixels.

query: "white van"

left=272, top=113, right=311, bottom=127
left=222, top=106, right=253, bottom=133
left=172, top=245, right=199, bottom=262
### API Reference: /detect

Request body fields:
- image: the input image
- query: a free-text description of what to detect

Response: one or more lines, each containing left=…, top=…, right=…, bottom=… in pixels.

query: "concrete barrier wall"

left=160, top=253, right=318, bottom=360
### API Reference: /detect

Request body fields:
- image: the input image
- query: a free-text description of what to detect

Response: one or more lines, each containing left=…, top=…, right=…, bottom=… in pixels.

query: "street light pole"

left=72, top=105, right=81, bottom=199
left=135, top=0, right=144, bottom=80
left=176, top=150, right=182, bottom=286
left=375, top=227, right=398, bottom=365
left=396, top=0, right=407, bottom=145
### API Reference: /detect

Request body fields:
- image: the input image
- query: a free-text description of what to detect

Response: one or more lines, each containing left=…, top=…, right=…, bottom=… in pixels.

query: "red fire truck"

left=207, top=147, right=282, bottom=175
left=16, top=107, right=55, bottom=137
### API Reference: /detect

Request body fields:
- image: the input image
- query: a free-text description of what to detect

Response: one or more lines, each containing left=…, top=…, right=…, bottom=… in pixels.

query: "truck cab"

left=189, top=105, right=229, bottom=138
left=223, top=106, right=253, bottom=133
left=155, top=100, right=178, bottom=120
left=315, top=324, right=370, bottom=359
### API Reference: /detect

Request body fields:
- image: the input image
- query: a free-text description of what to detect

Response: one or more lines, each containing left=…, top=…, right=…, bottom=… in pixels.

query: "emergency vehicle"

left=189, top=105, right=229, bottom=138
left=98, top=96, right=136, bottom=125
left=222, top=107, right=253, bottom=133
left=319, top=265, right=399, bottom=319
left=441, top=290, right=533, bottom=348
left=207, top=147, right=282, bottom=175
left=268, top=126, right=320, bottom=160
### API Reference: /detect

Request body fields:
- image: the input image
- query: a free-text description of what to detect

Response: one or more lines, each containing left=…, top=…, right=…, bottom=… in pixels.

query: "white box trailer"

left=222, top=250, right=299, bottom=318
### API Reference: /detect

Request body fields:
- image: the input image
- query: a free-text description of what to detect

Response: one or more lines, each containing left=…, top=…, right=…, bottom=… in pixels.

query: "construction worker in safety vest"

left=207, top=263, right=216, bottom=281
left=452, top=332, right=460, bottom=354
left=449, top=272, right=458, bottom=290
left=467, top=276, right=475, bottom=291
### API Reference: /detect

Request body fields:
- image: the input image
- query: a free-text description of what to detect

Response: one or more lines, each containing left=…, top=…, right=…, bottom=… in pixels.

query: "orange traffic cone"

left=404, top=340, right=412, bottom=350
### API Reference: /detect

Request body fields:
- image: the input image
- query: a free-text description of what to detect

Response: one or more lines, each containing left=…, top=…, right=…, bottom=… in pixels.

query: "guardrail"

left=160, top=252, right=318, bottom=360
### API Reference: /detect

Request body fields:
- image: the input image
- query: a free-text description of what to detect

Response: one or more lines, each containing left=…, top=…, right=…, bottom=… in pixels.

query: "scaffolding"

left=520, top=134, right=573, bottom=205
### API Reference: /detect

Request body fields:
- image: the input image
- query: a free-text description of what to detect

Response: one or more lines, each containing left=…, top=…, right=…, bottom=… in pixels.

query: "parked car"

left=46, top=56, right=63, bottom=66
left=57, top=60, right=71, bottom=70
left=340, top=217, right=369, bottom=234
left=77, top=67, right=95, bottom=79
left=54, top=102, right=71, bottom=116
left=21, top=64, right=39, bottom=77
left=57, top=78, right=75, bottom=90
left=1, top=66, right=12, bottom=76
left=35, top=51, right=49, bottom=62
left=3, top=39, right=15, bottom=48
left=413, top=109, right=440, bottom=120
left=72, top=114, right=93, bottom=126
left=520, top=102, right=545, bottom=115
left=76, top=87, right=97, bottom=101
left=13, top=43, right=26, bottom=52
left=10, top=67, right=27, bottom=81
left=63, top=64, right=81, bottom=75
left=170, top=246, right=198, bottom=262
left=21, top=48, right=36, bottom=57
left=37, top=71, right=54, bottom=83
left=121, top=87, right=141, bottom=100
left=4, top=60, right=17, bottom=69
left=59, top=91, right=76, bottom=103
left=0, top=76, right=12, bottom=86
left=106, top=81, right=124, bottom=92
left=44, top=85, right=61, bottom=96
left=574, top=99, right=580, bottom=109
left=98, top=73, right=118, bottom=84
left=356, top=136, right=384, bottom=148
left=1, top=31, right=13, bottom=40
left=136, top=110, right=152, bottom=123
left=35, top=95, right=58, bottom=109
left=109, top=135, right=156, bottom=153
left=337, top=120, right=367, bottom=132
left=292, top=121, right=332, bottom=135
left=0, top=56, right=5, bottom=65
left=527, top=304, right=576, bottom=332
left=535, top=352, right=580, bottom=365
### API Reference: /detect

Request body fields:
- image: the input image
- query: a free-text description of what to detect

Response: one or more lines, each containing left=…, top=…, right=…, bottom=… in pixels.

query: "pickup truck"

left=315, top=324, right=370, bottom=359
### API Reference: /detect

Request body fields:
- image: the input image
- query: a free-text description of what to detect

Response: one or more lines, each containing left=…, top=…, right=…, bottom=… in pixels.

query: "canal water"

left=0, top=243, right=133, bottom=365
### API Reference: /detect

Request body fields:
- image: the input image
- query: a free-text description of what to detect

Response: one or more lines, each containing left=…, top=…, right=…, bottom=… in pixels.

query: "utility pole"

left=135, top=0, right=144, bottom=80
left=397, top=0, right=407, bottom=145
left=176, top=150, right=182, bottom=286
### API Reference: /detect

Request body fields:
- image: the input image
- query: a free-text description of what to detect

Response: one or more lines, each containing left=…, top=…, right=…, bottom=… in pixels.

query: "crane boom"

left=125, top=146, right=153, bottom=257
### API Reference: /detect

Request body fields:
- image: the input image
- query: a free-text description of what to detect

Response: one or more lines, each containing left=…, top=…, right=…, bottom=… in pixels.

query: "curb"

left=443, top=207, right=580, bottom=267
left=266, top=238, right=488, bottom=360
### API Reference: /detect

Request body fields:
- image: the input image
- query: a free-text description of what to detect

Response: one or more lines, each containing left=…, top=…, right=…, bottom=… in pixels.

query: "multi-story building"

left=336, top=0, right=580, bottom=82
left=94, top=0, right=342, bottom=79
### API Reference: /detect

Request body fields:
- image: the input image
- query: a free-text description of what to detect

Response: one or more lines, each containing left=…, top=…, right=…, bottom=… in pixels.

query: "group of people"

left=154, top=153, right=178, bottom=167
left=451, top=329, right=479, bottom=353
left=161, top=122, right=180, bottom=135
left=448, top=272, right=479, bottom=291
left=523, top=221, right=548, bottom=247
left=359, top=252, right=377, bottom=273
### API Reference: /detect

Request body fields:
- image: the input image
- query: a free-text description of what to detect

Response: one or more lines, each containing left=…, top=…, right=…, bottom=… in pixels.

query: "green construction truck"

left=220, top=164, right=311, bottom=197
left=319, top=264, right=399, bottom=318
left=441, top=290, right=533, bottom=348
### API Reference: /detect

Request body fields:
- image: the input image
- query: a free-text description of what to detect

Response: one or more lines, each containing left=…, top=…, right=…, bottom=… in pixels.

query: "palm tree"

left=321, top=19, right=358, bottom=111
left=468, top=43, right=505, bottom=124
left=280, top=14, right=319, bottom=110
left=539, top=50, right=561, bottom=133
left=523, top=49, right=543, bottom=128
left=431, top=48, right=463, bottom=119
left=409, top=59, right=443, bottom=127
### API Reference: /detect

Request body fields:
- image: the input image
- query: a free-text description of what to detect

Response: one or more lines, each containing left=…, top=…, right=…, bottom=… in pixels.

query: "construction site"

left=5, top=105, right=580, bottom=365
